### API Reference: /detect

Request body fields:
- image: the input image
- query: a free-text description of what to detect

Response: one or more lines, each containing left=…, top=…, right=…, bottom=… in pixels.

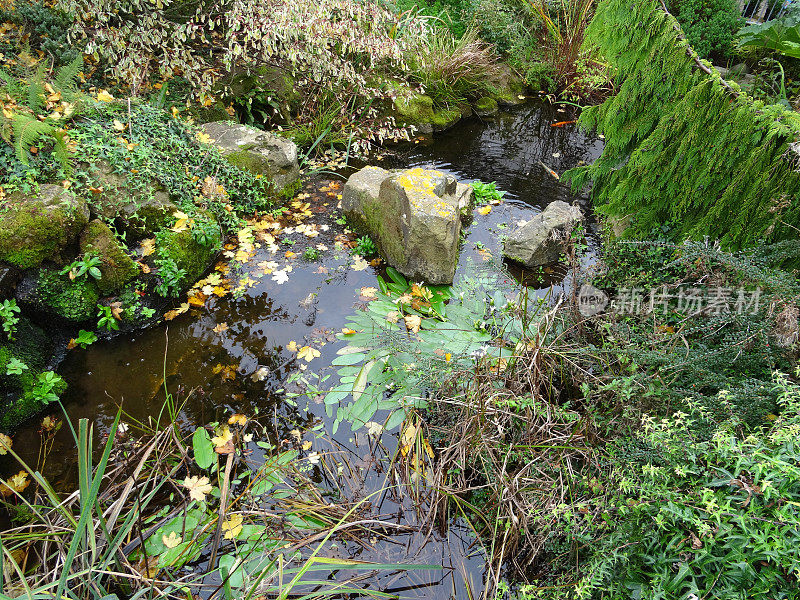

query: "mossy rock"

left=79, top=220, right=140, bottom=295
left=431, top=107, right=463, bottom=131
left=155, top=213, right=221, bottom=289
left=488, top=64, right=527, bottom=106
left=0, top=317, right=52, bottom=392
left=0, top=184, right=89, bottom=269
left=16, top=268, right=100, bottom=324
left=0, top=375, right=66, bottom=430
left=474, top=97, right=499, bottom=116
left=82, top=160, right=177, bottom=238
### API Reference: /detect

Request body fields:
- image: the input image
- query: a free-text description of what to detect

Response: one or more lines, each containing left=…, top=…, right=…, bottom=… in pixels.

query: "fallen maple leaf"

left=183, top=475, right=213, bottom=502
left=272, top=270, right=289, bottom=284
left=211, top=425, right=233, bottom=448
left=228, top=413, right=247, bottom=426
left=297, top=346, right=321, bottom=363
left=477, top=205, right=492, bottom=215
left=213, top=323, right=229, bottom=333
left=286, top=340, right=298, bottom=352
left=162, top=532, right=182, bottom=549
left=222, top=513, right=243, bottom=540
left=0, top=433, right=11, bottom=455
left=352, top=257, right=369, bottom=271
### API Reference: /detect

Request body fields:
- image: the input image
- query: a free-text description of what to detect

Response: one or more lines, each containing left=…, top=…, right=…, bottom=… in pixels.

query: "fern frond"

left=25, top=63, right=48, bottom=114
left=54, top=55, right=83, bottom=98
left=52, top=129, right=73, bottom=176
left=12, top=113, right=55, bottom=164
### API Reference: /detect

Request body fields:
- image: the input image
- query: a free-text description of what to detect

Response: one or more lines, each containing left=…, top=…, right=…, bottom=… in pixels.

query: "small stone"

left=503, top=201, right=582, bottom=268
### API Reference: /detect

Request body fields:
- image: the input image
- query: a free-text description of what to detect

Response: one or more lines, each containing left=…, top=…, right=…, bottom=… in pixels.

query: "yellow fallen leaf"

left=140, top=238, right=156, bottom=257
left=341, top=328, right=356, bottom=335
left=112, top=119, right=126, bottom=132
left=183, top=475, right=213, bottom=502
left=286, top=340, right=298, bottom=352
left=213, top=323, right=229, bottom=333
left=228, top=413, right=247, bottom=426
left=211, top=425, right=233, bottom=448
left=0, top=433, right=11, bottom=455
left=352, top=257, right=369, bottom=271
left=301, top=440, right=312, bottom=451
left=162, top=532, right=182, bottom=549
left=477, top=205, right=492, bottom=215
left=95, top=89, right=115, bottom=102
left=196, top=131, right=212, bottom=144
left=297, top=346, right=321, bottom=363
left=222, top=513, right=243, bottom=540
left=1, top=471, right=29, bottom=497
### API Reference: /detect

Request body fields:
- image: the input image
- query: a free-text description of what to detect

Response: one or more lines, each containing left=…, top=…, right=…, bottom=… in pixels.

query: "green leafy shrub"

left=670, top=0, right=743, bottom=59
left=352, top=235, right=378, bottom=257
left=0, top=299, right=21, bottom=340
left=471, top=179, right=505, bottom=205
left=0, top=1, right=78, bottom=66
left=572, top=371, right=800, bottom=598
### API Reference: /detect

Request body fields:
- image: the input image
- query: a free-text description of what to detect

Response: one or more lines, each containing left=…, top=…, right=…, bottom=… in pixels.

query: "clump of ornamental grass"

left=406, top=26, right=503, bottom=107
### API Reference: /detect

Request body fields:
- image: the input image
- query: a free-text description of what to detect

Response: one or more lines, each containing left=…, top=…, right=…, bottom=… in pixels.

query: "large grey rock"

left=200, top=122, right=300, bottom=192
left=503, top=201, right=582, bottom=267
left=343, top=166, right=462, bottom=284
left=0, top=185, right=89, bottom=269
left=455, top=182, right=475, bottom=223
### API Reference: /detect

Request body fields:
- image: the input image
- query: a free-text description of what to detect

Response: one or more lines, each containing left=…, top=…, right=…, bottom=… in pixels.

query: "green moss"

left=474, top=97, right=499, bottom=115
left=392, top=90, right=436, bottom=125
left=0, top=375, right=67, bottom=430
left=79, top=220, right=140, bottom=295
left=155, top=215, right=221, bottom=287
left=0, top=186, right=89, bottom=269
left=26, top=269, right=100, bottom=323
left=430, top=107, right=462, bottom=130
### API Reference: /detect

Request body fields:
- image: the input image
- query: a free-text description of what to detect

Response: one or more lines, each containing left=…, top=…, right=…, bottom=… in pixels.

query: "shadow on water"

left=3, top=102, right=602, bottom=599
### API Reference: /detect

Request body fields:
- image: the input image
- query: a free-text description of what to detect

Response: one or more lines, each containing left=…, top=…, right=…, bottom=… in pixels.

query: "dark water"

left=6, top=102, right=602, bottom=598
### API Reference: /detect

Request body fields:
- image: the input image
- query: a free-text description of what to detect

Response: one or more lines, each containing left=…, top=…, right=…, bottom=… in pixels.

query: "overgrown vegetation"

left=565, top=0, right=800, bottom=248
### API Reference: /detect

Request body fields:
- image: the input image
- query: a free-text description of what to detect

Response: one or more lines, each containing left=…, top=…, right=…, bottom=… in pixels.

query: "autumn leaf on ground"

left=222, top=513, right=244, bottom=540
left=307, top=452, right=321, bottom=465
left=211, top=425, right=233, bottom=448
left=314, top=265, right=329, bottom=274
left=399, top=422, right=420, bottom=457
left=172, top=211, right=192, bottom=233
left=272, top=270, right=289, bottom=284
left=352, top=256, right=369, bottom=271
left=0, top=433, right=11, bottom=455
left=196, top=131, right=212, bottom=144
left=162, top=532, right=182, bottom=549
left=95, top=89, right=114, bottom=102
left=477, top=205, right=492, bottom=215
left=341, top=327, right=356, bottom=335
left=286, top=340, right=298, bottom=352
left=395, top=293, right=413, bottom=305
left=297, top=346, right=321, bottom=363
left=110, top=301, right=123, bottom=320
left=213, top=323, right=228, bottom=334
left=112, top=119, right=126, bottom=132
left=404, top=315, right=422, bottom=333
left=301, top=440, right=312, bottom=451
left=183, top=475, right=213, bottom=502
left=385, top=311, right=400, bottom=324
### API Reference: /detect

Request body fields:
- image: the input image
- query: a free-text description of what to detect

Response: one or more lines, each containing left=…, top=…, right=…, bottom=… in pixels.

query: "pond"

left=8, top=101, right=603, bottom=598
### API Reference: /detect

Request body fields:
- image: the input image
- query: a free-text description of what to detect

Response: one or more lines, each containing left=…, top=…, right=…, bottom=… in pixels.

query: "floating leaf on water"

left=183, top=476, right=213, bottom=502
left=0, top=433, right=11, bottom=455
left=222, top=514, right=244, bottom=540
left=192, top=427, right=215, bottom=469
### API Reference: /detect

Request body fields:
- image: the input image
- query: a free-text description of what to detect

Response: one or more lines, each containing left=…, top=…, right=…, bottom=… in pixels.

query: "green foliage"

left=406, top=26, right=500, bottom=107
left=5, top=357, right=28, bottom=376
left=315, top=264, right=529, bottom=432
left=60, top=251, right=103, bottom=282
left=73, top=329, right=98, bottom=349
left=389, top=0, right=471, bottom=38
left=471, top=179, right=505, bottom=205
left=154, top=256, right=187, bottom=298
left=302, top=247, right=321, bottom=261
left=27, top=269, right=100, bottom=323
left=738, top=14, right=800, bottom=58
left=671, top=0, right=742, bottom=58
left=0, top=1, right=79, bottom=65
left=570, top=371, right=800, bottom=598
left=96, top=305, right=119, bottom=332
left=352, top=235, right=378, bottom=257
left=71, top=103, right=273, bottom=230
left=30, top=371, right=65, bottom=405
left=565, top=0, right=800, bottom=249
left=0, top=299, right=21, bottom=340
